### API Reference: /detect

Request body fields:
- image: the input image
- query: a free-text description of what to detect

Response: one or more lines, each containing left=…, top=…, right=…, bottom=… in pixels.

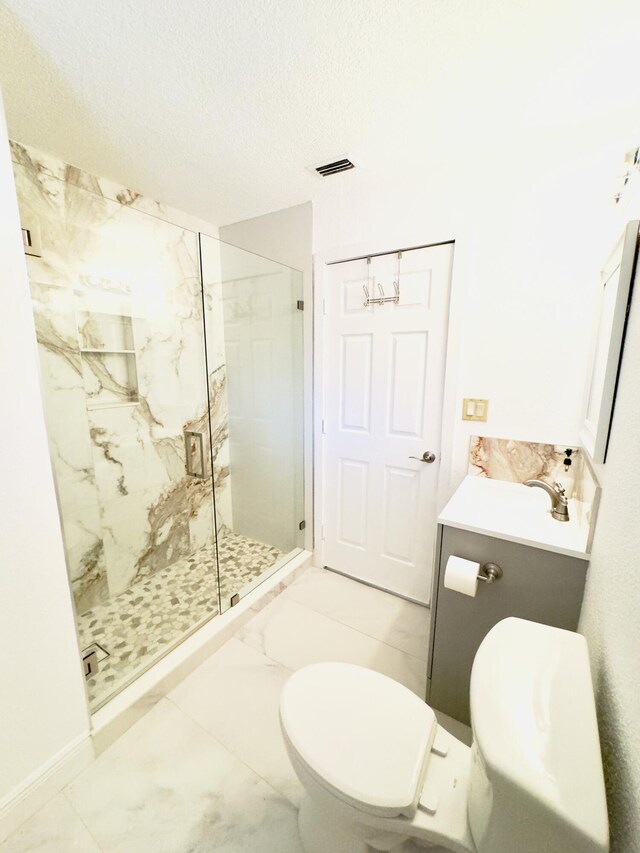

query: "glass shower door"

left=14, top=142, right=306, bottom=711
left=200, top=235, right=304, bottom=611
left=12, top=143, right=221, bottom=710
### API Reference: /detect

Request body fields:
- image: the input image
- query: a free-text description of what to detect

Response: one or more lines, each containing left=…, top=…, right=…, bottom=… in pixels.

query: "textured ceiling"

left=1, top=0, right=639, bottom=225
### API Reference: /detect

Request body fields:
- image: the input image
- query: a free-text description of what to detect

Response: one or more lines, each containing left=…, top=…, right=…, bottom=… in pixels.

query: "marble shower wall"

left=468, top=435, right=582, bottom=498
left=11, top=141, right=231, bottom=616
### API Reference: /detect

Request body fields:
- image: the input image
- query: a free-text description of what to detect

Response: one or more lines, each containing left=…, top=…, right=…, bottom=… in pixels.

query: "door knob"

left=409, top=451, right=436, bottom=463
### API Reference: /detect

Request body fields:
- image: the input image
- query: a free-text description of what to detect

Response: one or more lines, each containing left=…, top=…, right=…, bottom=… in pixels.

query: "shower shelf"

left=86, top=400, right=140, bottom=411
left=80, top=348, right=140, bottom=410
left=76, top=310, right=135, bottom=353
left=80, top=348, right=136, bottom=354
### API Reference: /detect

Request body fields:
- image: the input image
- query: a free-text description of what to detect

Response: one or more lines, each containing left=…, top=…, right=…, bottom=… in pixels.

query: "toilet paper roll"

left=444, top=555, right=480, bottom=597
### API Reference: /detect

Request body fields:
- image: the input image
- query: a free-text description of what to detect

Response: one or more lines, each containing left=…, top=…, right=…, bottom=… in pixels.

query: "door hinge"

left=322, top=298, right=327, bottom=315
left=230, top=593, right=240, bottom=607
left=21, top=221, right=42, bottom=257
left=82, top=648, right=98, bottom=679
left=296, top=300, right=304, bottom=311
left=81, top=642, right=109, bottom=679
left=322, top=418, right=326, bottom=434
left=299, top=520, right=306, bottom=530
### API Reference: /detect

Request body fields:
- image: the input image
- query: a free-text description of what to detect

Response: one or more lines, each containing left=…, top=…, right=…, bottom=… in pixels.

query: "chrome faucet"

left=523, top=480, right=570, bottom=522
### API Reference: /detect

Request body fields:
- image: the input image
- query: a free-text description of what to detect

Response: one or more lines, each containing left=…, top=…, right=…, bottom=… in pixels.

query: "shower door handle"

left=184, top=430, right=206, bottom=479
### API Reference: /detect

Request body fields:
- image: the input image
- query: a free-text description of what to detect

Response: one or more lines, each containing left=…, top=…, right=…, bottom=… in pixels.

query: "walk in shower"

left=12, top=142, right=304, bottom=711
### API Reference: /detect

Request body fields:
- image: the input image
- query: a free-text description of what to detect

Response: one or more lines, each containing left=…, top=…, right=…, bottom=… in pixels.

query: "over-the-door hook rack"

left=362, top=253, right=402, bottom=307
left=362, top=279, right=400, bottom=307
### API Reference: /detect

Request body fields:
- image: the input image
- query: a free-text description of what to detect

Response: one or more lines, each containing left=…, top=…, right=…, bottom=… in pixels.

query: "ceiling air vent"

left=312, top=157, right=356, bottom=177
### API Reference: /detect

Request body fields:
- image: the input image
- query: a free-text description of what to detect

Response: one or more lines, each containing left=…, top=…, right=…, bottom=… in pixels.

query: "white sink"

left=438, top=476, right=590, bottom=559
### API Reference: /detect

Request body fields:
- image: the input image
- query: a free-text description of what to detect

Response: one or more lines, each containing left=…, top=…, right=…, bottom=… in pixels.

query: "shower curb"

left=90, top=550, right=313, bottom=755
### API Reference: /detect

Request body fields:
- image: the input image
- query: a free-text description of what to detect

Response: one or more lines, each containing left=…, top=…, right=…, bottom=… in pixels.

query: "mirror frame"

left=580, top=220, right=639, bottom=463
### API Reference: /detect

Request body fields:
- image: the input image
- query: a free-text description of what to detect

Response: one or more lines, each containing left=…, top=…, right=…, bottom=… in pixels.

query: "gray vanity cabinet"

left=426, top=524, right=589, bottom=726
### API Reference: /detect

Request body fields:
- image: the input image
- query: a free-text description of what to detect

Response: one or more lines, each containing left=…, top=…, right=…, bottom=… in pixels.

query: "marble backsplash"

left=12, top=141, right=232, bottom=616
left=468, top=435, right=600, bottom=541
left=468, top=436, right=581, bottom=497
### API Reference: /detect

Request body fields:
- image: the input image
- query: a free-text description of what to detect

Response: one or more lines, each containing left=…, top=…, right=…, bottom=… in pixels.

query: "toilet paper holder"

left=477, top=562, right=503, bottom=584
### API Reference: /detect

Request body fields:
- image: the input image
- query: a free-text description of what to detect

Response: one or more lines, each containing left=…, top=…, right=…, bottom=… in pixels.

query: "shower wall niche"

left=13, top=141, right=304, bottom=710
left=78, top=309, right=140, bottom=408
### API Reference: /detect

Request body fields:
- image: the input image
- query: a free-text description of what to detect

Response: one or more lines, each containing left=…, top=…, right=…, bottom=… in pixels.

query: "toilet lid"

left=280, top=662, right=436, bottom=817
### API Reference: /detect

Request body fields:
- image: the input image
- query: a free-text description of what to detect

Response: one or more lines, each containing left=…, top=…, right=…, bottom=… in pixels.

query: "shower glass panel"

left=12, top=145, right=221, bottom=711
left=13, top=142, right=305, bottom=713
left=200, top=235, right=304, bottom=612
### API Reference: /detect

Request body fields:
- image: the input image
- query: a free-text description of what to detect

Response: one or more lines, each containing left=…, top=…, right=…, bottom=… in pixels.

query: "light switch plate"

left=462, top=398, right=489, bottom=421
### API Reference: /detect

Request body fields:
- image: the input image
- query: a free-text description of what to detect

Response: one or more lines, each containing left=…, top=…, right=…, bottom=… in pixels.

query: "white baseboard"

left=0, top=733, right=94, bottom=843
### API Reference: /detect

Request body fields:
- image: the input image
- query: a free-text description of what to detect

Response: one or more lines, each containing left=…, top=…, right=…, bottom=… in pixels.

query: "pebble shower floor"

left=78, top=530, right=283, bottom=708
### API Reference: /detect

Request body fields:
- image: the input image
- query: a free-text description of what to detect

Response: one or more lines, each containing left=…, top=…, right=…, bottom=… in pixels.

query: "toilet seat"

left=281, top=620, right=610, bottom=853
left=280, top=662, right=438, bottom=818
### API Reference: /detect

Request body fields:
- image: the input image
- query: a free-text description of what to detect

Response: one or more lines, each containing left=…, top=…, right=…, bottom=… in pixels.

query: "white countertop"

left=438, top=476, right=590, bottom=559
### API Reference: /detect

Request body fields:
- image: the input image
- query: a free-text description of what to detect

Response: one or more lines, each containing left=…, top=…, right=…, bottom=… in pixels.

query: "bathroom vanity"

left=426, top=476, right=592, bottom=725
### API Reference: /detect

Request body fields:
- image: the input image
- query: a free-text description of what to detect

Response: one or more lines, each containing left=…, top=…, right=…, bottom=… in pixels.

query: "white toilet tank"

left=466, top=618, right=609, bottom=853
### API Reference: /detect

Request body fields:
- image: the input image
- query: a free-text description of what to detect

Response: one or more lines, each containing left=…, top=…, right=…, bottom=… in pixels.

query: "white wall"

left=578, top=180, right=640, bottom=851
left=579, top=266, right=640, bottom=852
left=0, top=92, right=90, bottom=832
left=220, top=204, right=313, bottom=551
left=314, top=156, right=640, bottom=850
left=312, top=151, right=622, bottom=497
left=220, top=203, right=312, bottom=280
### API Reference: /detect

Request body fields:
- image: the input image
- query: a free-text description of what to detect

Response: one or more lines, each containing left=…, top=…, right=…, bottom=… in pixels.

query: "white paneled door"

left=322, top=243, right=454, bottom=603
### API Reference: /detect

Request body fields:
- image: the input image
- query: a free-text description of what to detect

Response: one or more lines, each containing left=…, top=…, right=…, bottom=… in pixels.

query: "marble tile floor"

left=78, top=530, right=283, bottom=709
left=3, top=565, right=471, bottom=853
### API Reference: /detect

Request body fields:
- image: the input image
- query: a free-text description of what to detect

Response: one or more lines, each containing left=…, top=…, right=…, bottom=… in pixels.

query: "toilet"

left=279, top=617, right=609, bottom=853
